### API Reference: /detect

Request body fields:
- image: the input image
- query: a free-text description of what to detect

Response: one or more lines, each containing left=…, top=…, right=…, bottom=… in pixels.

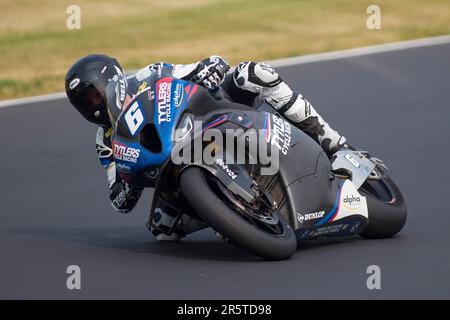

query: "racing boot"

left=146, top=202, right=208, bottom=241
left=233, top=61, right=349, bottom=156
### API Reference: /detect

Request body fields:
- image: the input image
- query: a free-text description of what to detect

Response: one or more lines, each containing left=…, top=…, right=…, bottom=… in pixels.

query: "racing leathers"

left=95, top=55, right=349, bottom=240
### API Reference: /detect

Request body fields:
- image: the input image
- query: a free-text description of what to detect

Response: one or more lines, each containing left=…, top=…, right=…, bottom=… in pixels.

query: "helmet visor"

left=69, top=79, right=110, bottom=126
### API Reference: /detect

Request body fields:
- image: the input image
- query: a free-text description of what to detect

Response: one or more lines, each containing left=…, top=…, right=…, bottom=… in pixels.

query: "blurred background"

left=1, top=0, right=449, bottom=100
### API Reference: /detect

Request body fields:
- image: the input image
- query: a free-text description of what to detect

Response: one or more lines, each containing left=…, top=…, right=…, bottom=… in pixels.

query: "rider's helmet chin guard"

left=65, top=53, right=125, bottom=127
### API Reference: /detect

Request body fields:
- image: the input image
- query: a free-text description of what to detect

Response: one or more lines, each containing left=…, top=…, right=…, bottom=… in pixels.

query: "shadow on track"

left=10, top=226, right=256, bottom=261
left=11, top=226, right=363, bottom=261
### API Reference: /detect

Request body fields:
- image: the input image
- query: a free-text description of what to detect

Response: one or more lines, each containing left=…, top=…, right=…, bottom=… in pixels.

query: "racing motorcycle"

left=111, top=76, right=407, bottom=260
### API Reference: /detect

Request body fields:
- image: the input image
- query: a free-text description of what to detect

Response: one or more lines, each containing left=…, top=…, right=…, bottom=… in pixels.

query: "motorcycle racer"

left=65, top=53, right=351, bottom=241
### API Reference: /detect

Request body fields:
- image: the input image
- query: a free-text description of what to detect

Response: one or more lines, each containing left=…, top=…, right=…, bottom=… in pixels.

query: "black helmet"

left=65, top=54, right=124, bottom=126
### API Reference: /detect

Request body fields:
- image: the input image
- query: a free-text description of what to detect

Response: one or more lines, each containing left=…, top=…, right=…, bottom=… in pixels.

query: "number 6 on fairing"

left=125, top=101, right=144, bottom=135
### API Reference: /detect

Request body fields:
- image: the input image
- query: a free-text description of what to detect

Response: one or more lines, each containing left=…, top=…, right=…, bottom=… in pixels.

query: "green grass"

left=1, top=0, right=450, bottom=99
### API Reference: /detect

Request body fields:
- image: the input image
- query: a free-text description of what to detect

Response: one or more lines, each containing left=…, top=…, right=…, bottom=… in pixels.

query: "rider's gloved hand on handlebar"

left=192, top=55, right=230, bottom=90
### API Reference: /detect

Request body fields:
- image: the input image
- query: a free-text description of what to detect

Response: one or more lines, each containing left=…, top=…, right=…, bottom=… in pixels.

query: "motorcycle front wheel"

left=359, top=165, right=407, bottom=238
left=180, top=167, right=297, bottom=260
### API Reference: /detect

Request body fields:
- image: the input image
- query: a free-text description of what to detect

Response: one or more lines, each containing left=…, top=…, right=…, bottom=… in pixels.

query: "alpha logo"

left=296, top=210, right=325, bottom=223
left=116, top=162, right=131, bottom=172
left=113, top=143, right=140, bottom=163
left=343, top=195, right=361, bottom=206
left=157, top=81, right=172, bottom=124
left=69, top=78, right=80, bottom=90
left=173, top=83, right=184, bottom=108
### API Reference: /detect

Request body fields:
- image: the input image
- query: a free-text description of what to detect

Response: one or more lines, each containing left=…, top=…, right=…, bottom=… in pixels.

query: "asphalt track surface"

left=1, top=43, right=450, bottom=299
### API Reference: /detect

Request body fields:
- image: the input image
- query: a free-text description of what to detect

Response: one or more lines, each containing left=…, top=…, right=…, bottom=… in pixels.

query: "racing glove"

left=192, top=55, right=230, bottom=90
left=109, top=179, right=143, bottom=214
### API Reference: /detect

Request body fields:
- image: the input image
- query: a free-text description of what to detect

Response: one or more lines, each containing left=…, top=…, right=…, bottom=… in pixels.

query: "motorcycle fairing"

left=262, top=117, right=369, bottom=236
left=179, top=153, right=259, bottom=204
left=179, top=106, right=371, bottom=237
left=112, top=77, right=199, bottom=186
left=288, top=176, right=369, bottom=238
left=319, top=179, right=369, bottom=226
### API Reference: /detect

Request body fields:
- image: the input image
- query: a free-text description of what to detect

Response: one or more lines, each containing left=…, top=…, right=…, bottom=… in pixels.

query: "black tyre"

left=359, top=166, right=407, bottom=238
left=180, top=167, right=297, bottom=260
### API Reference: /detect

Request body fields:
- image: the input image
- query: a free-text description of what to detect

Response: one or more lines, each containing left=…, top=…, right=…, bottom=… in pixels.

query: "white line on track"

left=1, top=34, right=449, bottom=109
left=0, top=92, right=67, bottom=109
left=267, top=34, right=450, bottom=67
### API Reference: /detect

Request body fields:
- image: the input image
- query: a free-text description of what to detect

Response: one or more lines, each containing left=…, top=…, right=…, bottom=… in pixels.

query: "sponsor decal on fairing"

left=296, top=210, right=326, bottom=224
left=315, top=179, right=368, bottom=227
left=173, top=83, right=184, bottom=108
left=157, top=81, right=172, bottom=124
left=215, top=158, right=238, bottom=180
left=265, top=114, right=291, bottom=155
left=113, top=142, right=141, bottom=163
left=116, top=162, right=132, bottom=172
left=310, top=223, right=350, bottom=237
